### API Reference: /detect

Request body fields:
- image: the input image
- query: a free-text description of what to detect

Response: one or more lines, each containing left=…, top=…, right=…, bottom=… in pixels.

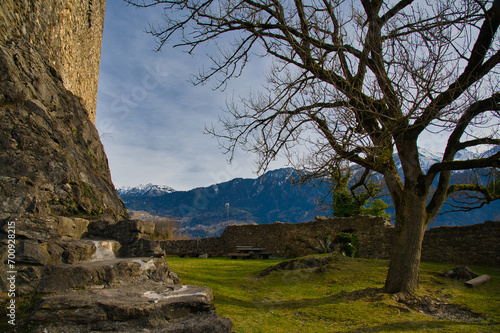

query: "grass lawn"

left=166, top=255, right=500, bottom=332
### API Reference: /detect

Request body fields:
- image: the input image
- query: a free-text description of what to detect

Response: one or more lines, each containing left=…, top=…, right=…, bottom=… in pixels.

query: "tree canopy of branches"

left=127, top=0, right=500, bottom=294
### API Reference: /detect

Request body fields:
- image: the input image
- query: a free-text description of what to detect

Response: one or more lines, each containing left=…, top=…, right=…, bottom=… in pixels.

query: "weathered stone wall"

left=155, top=218, right=500, bottom=267
left=0, top=0, right=130, bottom=295
left=157, top=237, right=228, bottom=257
left=421, top=220, right=500, bottom=267
left=157, top=216, right=393, bottom=259
left=218, top=216, right=392, bottom=259
left=0, top=0, right=128, bottom=229
left=0, top=40, right=128, bottom=224
left=0, top=0, right=106, bottom=122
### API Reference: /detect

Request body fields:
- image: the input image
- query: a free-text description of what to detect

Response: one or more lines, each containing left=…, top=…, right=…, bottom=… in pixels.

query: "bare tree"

left=127, top=0, right=500, bottom=294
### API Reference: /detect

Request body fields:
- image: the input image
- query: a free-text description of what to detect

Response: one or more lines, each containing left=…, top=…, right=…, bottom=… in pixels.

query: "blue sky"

left=96, top=1, right=280, bottom=190
left=96, top=1, right=448, bottom=191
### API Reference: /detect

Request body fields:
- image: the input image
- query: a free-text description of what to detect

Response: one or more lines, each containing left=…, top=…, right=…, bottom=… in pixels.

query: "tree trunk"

left=384, top=193, right=427, bottom=294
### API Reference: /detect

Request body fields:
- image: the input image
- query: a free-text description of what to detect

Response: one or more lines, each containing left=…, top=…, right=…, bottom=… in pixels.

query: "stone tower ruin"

left=0, top=0, right=106, bottom=122
left=0, top=0, right=128, bottom=223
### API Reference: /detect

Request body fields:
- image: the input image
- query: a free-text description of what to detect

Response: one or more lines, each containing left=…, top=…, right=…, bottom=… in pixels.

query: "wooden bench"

left=228, top=246, right=272, bottom=259
left=228, top=253, right=252, bottom=259
left=258, top=252, right=272, bottom=259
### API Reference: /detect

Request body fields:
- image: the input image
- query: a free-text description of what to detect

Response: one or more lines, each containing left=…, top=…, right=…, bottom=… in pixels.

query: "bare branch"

left=131, top=0, right=500, bottom=248
left=435, top=151, right=500, bottom=172
left=447, top=183, right=500, bottom=203
left=411, top=5, right=500, bottom=134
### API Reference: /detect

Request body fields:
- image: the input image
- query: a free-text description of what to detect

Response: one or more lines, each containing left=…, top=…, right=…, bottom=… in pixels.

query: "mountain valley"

left=119, top=148, right=500, bottom=238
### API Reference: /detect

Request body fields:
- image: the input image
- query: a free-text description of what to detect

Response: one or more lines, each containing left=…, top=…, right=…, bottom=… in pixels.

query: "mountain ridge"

left=118, top=183, right=176, bottom=197
left=119, top=148, right=499, bottom=238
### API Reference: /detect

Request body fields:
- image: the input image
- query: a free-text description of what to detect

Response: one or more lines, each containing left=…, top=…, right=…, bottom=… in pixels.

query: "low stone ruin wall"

left=154, top=218, right=500, bottom=267
left=421, top=220, right=500, bottom=267
left=218, top=215, right=392, bottom=259
left=155, top=237, right=226, bottom=258
left=157, top=216, right=393, bottom=259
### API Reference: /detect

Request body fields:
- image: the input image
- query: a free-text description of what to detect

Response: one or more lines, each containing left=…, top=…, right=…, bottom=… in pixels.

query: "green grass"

left=166, top=255, right=500, bottom=332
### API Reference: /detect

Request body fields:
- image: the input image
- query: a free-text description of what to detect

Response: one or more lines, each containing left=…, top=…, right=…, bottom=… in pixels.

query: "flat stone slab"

left=37, top=257, right=180, bottom=293
left=28, top=283, right=232, bottom=332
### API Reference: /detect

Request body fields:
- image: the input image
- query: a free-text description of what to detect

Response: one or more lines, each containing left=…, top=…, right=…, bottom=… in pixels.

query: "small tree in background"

left=128, top=0, right=500, bottom=294
left=324, top=165, right=390, bottom=218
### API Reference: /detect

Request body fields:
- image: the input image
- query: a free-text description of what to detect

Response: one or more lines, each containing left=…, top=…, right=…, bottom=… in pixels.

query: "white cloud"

left=97, top=1, right=459, bottom=191
left=96, top=1, right=274, bottom=190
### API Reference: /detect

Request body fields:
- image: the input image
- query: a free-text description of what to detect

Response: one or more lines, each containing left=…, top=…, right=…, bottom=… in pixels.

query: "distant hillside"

left=119, top=169, right=331, bottom=237
left=119, top=149, right=499, bottom=238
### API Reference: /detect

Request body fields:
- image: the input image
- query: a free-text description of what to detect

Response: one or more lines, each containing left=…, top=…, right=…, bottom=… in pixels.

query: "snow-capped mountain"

left=417, top=147, right=443, bottom=171
left=454, top=149, right=476, bottom=161
left=393, top=146, right=497, bottom=172
left=118, top=168, right=328, bottom=238
left=117, top=183, right=176, bottom=197
left=390, top=148, right=443, bottom=172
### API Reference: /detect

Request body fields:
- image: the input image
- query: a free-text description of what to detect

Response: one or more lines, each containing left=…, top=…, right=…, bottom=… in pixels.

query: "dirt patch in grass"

left=341, top=287, right=489, bottom=323
left=259, top=256, right=489, bottom=323
left=258, top=254, right=347, bottom=277
left=332, top=287, right=485, bottom=322
left=393, top=293, right=487, bottom=322
left=441, top=266, right=479, bottom=281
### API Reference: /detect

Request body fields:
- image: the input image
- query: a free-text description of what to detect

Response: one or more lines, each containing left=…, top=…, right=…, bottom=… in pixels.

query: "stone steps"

left=10, top=232, right=232, bottom=332
left=36, top=257, right=179, bottom=293
left=5, top=219, right=232, bottom=331
left=28, top=282, right=232, bottom=332
left=23, top=257, right=232, bottom=332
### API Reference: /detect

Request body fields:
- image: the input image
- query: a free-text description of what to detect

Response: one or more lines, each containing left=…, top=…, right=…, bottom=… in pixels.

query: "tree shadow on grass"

left=257, top=287, right=384, bottom=310
left=217, top=288, right=497, bottom=332
left=215, top=287, right=384, bottom=314
left=345, top=320, right=498, bottom=332
left=216, top=294, right=261, bottom=309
